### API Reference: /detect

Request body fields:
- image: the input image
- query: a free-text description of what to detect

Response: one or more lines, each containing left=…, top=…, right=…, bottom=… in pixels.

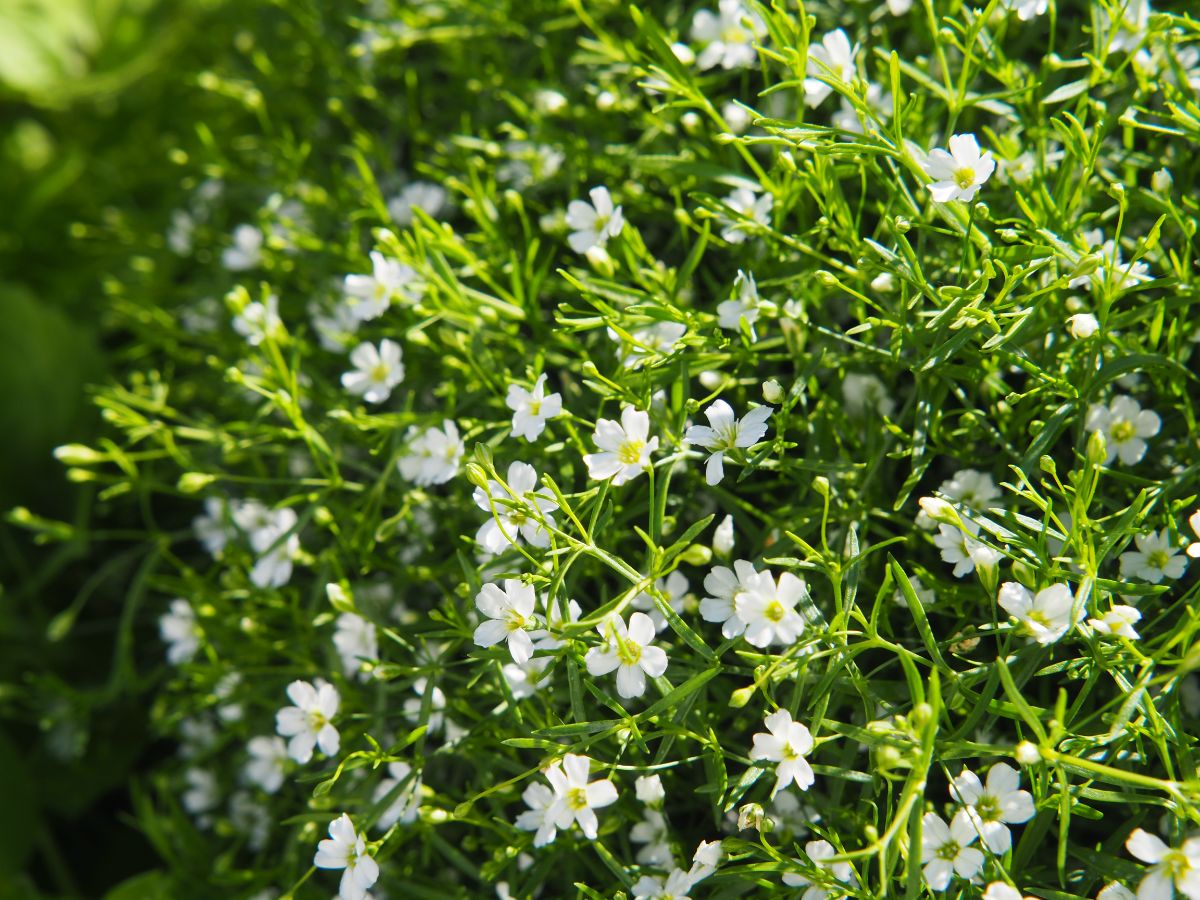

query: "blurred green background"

left=0, top=1, right=230, bottom=895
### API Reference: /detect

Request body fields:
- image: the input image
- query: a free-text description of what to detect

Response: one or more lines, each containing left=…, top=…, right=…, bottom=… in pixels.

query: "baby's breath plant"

left=16, top=0, right=1200, bottom=897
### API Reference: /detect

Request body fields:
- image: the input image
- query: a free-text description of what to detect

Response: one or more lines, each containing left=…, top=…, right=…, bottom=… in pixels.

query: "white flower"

left=713, top=513, right=735, bottom=556
left=983, top=883, right=1033, bottom=900
left=699, top=559, right=769, bottom=640
left=474, top=579, right=539, bottom=665
left=507, top=374, right=563, bottom=441
left=244, top=735, right=289, bottom=794
left=502, top=657, right=552, bottom=699
left=934, top=523, right=999, bottom=579
left=750, top=708, right=815, bottom=797
left=275, top=679, right=340, bottom=763
left=229, top=792, right=270, bottom=850
left=1187, top=511, right=1200, bottom=559
left=1125, top=828, right=1200, bottom=900
left=373, top=761, right=422, bottom=829
left=998, top=582, right=1076, bottom=645
left=333, top=612, right=379, bottom=679
left=1101, top=0, right=1151, bottom=54
left=842, top=373, right=895, bottom=418
left=921, top=810, right=985, bottom=891
left=583, top=405, right=658, bottom=485
left=566, top=187, right=624, bottom=254
left=684, top=400, right=772, bottom=486
left=941, top=469, right=1001, bottom=509
left=160, top=599, right=201, bottom=665
left=182, top=768, right=218, bottom=821
left=1003, top=0, right=1047, bottom=20
left=222, top=224, right=263, bottom=271
left=717, top=270, right=765, bottom=336
left=632, top=868, right=703, bottom=900
left=531, top=754, right=618, bottom=844
left=241, top=506, right=299, bottom=589
left=193, top=497, right=235, bottom=556
left=310, top=298, right=361, bottom=351
left=782, top=839, right=857, bottom=898
left=341, top=339, right=404, bottom=404
left=631, top=808, right=673, bottom=866
left=529, top=593, right=583, bottom=652
left=949, top=762, right=1035, bottom=854
left=1086, top=396, right=1160, bottom=465
left=888, top=0, right=913, bottom=12
left=473, top=461, right=558, bottom=554
left=314, top=814, right=379, bottom=900
left=403, top=678, right=464, bottom=741
left=387, top=181, right=448, bottom=226
left=635, top=773, right=665, bottom=806
left=232, top=293, right=282, bottom=346
left=586, top=612, right=669, bottom=699
left=691, top=0, right=765, bottom=71
left=1067, top=313, right=1100, bottom=339
left=1069, top=229, right=1152, bottom=292
left=1089, top=604, right=1142, bottom=639
left=735, top=570, right=808, bottom=648
left=397, top=420, right=464, bottom=486
left=804, top=29, right=858, bottom=108
left=167, top=209, right=194, bottom=255
left=1096, top=884, right=1136, bottom=900
left=343, top=251, right=417, bottom=322
left=1120, top=529, right=1187, bottom=583
left=615, top=321, right=688, bottom=369
left=717, top=187, right=773, bottom=243
left=1152, top=168, right=1174, bottom=195
left=632, top=571, right=692, bottom=631
left=923, top=134, right=996, bottom=203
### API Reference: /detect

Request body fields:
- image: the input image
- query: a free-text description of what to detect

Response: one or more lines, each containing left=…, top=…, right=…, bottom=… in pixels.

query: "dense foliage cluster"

left=11, top=0, right=1200, bottom=897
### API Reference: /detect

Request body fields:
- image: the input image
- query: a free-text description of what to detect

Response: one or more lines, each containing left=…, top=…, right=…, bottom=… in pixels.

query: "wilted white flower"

left=635, top=774, right=666, bottom=807
left=398, top=420, right=464, bottom=486
left=924, top=134, right=996, bottom=203
left=713, top=514, right=735, bottom=556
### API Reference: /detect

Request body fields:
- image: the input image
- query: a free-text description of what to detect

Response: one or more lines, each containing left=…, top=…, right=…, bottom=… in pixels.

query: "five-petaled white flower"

left=1120, top=529, right=1187, bottom=583
left=738, top=569, right=808, bottom=648
left=373, top=760, right=422, bottom=829
left=1125, top=828, right=1200, bottom=900
left=804, top=29, right=858, bottom=108
left=782, top=839, right=857, bottom=898
left=341, top=339, right=404, bottom=404
left=690, top=0, right=765, bottom=71
left=699, top=559, right=770, bottom=640
left=247, top=506, right=300, bottom=589
left=244, top=735, right=289, bottom=794
left=583, top=405, right=658, bottom=485
left=398, top=420, right=464, bottom=486
left=566, top=186, right=624, bottom=254
left=474, top=579, right=539, bottom=665
left=718, top=187, right=774, bottom=244
left=473, top=461, right=558, bottom=554
left=632, top=867, right=707, bottom=900
left=507, top=374, right=563, bottom=441
left=923, top=134, right=996, bottom=203
left=751, top=708, right=816, bottom=797
left=536, top=754, right=618, bottom=844
left=717, top=270, right=766, bottom=336
left=160, top=599, right=201, bottom=665
left=1085, top=396, right=1160, bottom=465
left=684, top=400, right=773, bottom=486
left=1089, top=604, right=1142, bottom=639
left=949, top=762, right=1036, bottom=854
left=998, top=582, right=1076, bottom=645
left=516, top=780, right=560, bottom=847
left=934, top=523, right=999, bottom=579
left=275, top=679, right=340, bottom=763
left=314, top=814, right=379, bottom=900
left=586, top=612, right=669, bottom=699
left=343, top=250, right=417, bottom=322
left=921, top=810, right=985, bottom=891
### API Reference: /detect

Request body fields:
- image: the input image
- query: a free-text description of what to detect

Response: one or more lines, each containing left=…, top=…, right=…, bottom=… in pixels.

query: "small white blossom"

left=998, top=582, right=1076, bottom=645
left=583, top=405, right=658, bottom=485
left=341, top=339, right=404, bottom=404
left=782, top=839, right=857, bottom=898
left=983, top=884, right=1034, bottom=900
left=244, top=735, right=289, bottom=794
left=1125, top=828, right=1200, bottom=900
left=506, top=374, right=563, bottom=441
left=160, top=599, right=201, bottom=665
left=373, top=761, right=422, bottom=829
left=941, top=469, right=1001, bottom=509
left=1089, top=605, right=1142, bottom=639
left=275, top=679, right=340, bottom=763
left=717, top=187, right=773, bottom=243
left=1096, top=884, right=1136, bottom=900
left=717, top=270, right=765, bottom=336
left=631, top=808, right=673, bottom=866
left=949, top=762, right=1035, bottom=854
left=398, top=420, right=464, bottom=486
left=1120, top=529, right=1187, bottom=583
left=804, top=29, right=858, bottom=108
left=387, top=181, right=448, bottom=226
left=222, top=224, right=263, bottom=271
left=713, top=514, right=735, bottom=556
left=515, top=780, right=559, bottom=847
left=700, top=559, right=769, bottom=640
left=632, top=868, right=703, bottom=900
left=1086, top=396, right=1160, bottom=465
left=615, top=322, right=688, bottom=369
left=632, top=571, right=692, bottom=631
left=314, top=814, right=379, bottom=900
left=635, top=774, right=666, bottom=807
left=923, top=134, right=996, bottom=203
left=473, top=461, right=558, bottom=554
left=333, top=612, right=379, bottom=680
left=842, top=373, right=895, bottom=418
left=684, top=400, right=772, bottom=486
left=566, top=186, right=624, bottom=254
left=934, top=523, right=999, bottom=579
left=523, top=754, right=618, bottom=846
left=232, top=293, right=282, bottom=346
left=750, top=708, right=815, bottom=797
left=244, top=506, right=300, bottom=589
left=1003, top=0, right=1048, bottom=20
left=1067, top=313, right=1100, bottom=339
left=343, top=251, right=417, bottom=322
left=193, top=497, right=235, bottom=556
left=182, top=768, right=218, bottom=823
left=1187, top=511, right=1200, bottom=559
left=691, top=0, right=765, bottom=71
left=502, top=658, right=552, bottom=699
left=921, top=810, right=985, bottom=891
left=586, top=612, right=669, bottom=699
left=474, top=579, right=539, bottom=665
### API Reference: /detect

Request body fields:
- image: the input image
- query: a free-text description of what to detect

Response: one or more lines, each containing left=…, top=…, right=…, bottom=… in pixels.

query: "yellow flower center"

left=530, top=400, right=542, bottom=415
left=1148, top=550, right=1170, bottom=570
left=764, top=600, right=785, bottom=622
left=370, top=362, right=390, bottom=382
left=954, top=168, right=976, bottom=189
left=1110, top=420, right=1135, bottom=442
left=618, top=440, right=645, bottom=465
left=616, top=637, right=643, bottom=666
left=567, top=787, right=589, bottom=810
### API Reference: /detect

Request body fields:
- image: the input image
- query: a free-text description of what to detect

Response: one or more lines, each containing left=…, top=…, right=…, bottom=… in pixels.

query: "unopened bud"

left=1015, top=741, right=1041, bottom=765
left=1066, top=313, right=1099, bottom=339
left=762, top=379, right=784, bottom=404
left=1152, top=167, right=1173, bottom=194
